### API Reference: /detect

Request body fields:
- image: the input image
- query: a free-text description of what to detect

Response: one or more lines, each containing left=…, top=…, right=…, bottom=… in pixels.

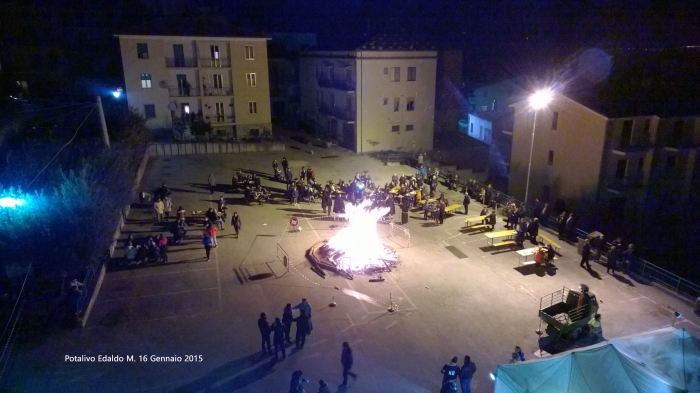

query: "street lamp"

left=524, top=89, right=553, bottom=205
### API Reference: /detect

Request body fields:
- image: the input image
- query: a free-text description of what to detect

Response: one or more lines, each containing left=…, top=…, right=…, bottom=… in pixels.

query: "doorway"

left=173, top=44, right=185, bottom=67
left=177, top=75, right=189, bottom=97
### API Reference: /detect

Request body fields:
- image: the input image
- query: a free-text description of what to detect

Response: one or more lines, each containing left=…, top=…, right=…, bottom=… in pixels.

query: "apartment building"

left=299, top=46, right=437, bottom=153
left=115, top=32, right=272, bottom=139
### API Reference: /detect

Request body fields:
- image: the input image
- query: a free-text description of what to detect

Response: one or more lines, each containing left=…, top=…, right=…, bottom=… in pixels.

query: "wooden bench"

left=463, top=223, right=490, bottom=232
left=493, top=240, right=517, bottom=248
left=485, top=230, right=516, bottom=247
left=417, top=199, right=436, bottom=206
left=465, top=215, right=487, bottom=228
left=516, top=247, right=539, bottom=264
left=538, top=233, right=562, bottom=254
left=444, top=204, right=462, bottom=215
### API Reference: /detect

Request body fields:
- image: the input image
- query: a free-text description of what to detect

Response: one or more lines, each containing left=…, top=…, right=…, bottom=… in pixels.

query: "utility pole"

left=96, top=96, right=111, bottom=149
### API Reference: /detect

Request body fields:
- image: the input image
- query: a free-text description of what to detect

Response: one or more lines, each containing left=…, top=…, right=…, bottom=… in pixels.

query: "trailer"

left=538, top=286, right=598, bottom=348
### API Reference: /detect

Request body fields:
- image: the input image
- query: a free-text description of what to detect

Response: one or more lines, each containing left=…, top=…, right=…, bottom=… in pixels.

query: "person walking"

left=462, top=193, right=470, bottom=215
left=588, top=313, right=603, bottom=342
left=289, top=370, right=307, bottom=393
left=208, top=173, right=216, bottom=195
left=157, top=233, right=168, bottom=263
left=458, top=356, right=476, bottom=393
left=153, top=198, right=165, bottom=223
left=294, top=309, right=310, bottom=349
left=202, top=232, right=213, bottom=261
left=282, top=303, right=294, bottom=344
left=231, top=212, right=242, bottom=237
left=340, top=341, right=357, bottom=386
left=272, top=317, right=286, bottom=360
left=257, top=312, right=272, bottom=355
left=441, top=356, right=460, bottom=393
left=606, top=246, right=619, bottom=274
left=206, top=223, right=219, bottom=248
left=580, top=239, right=591, bottom=269
left=163, top=195, right=172, bottom=220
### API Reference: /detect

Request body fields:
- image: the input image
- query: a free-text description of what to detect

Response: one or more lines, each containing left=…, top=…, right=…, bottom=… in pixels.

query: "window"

left=390, top=67, right=400, bottom=82
left=210, top=45, right=220, bottom=59
left=382, top=98, right=388, bottom=105
left=393, top=97, right=400, bottom=112
left=140, top=73, right=152, bottom=88
left=615, top=159, right=628, bottom=179
left=666, top=155, right=676, bottom=169
left=215, top=102, right=225, bottom=122
left=137, top=43, right=148, bottom=59
left=548, top=150, right=554, bottom=165
left=406, top=97, right=415, bottom=111
left=383, top=67, right=388, bottom=75
left=248, top=101, right=257, bottom=114
left=213, top=74, right=223, bottom=89
left=406, top=124, right=414, bottom=131
left=246, top=73, right=257, bottom=87
left=391, top=125, right=400, bottom=133
left=407, top=67, right=416, bottom=81
left=620, top=120, right=633, bottom=150
left=250, top=128, right=260, bottom=136
left=551, top=112, right=559, bottom=130
left=245, top=45, right=254, bottom=60
left=144, top=104, right=156, bottom=118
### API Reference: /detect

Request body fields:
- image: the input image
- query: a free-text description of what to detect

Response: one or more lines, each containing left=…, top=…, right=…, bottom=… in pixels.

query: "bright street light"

left=524, top=89, right=553, bottom=205
left=112, top=87, right=123, bottom=98
left=0, top=197, right=26, bottom=209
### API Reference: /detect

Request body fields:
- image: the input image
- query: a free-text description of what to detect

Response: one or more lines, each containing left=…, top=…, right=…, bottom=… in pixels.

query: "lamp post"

left=524, top=90, right=553, bottom=205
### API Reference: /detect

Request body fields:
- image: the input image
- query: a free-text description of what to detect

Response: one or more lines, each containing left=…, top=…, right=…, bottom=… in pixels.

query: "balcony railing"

left=198, top=58, right=231, bottom=68
left=202, top=86, right=234, bottom=97
left=206, top=115, right=235, bottom=124
left=165, top=57, right=198, bottom=68
left=317, top=77, right=355, bottom=91
left=168, top=87, right=201, bottom=97
left=318, top=104, right=355, bottom=121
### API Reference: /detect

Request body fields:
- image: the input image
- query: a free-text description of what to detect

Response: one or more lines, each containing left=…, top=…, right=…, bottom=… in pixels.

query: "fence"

left=466, top=180, right=700, bottom=301
left=148, top=141, right=286, bottom=157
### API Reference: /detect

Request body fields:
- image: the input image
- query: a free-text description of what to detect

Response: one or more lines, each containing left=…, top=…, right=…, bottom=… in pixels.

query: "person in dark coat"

left=285, top=167, right=293, bottom=188
left=294, top=309, right=310, bottom=349
left=340, top=341, right=357, bottom=386
left=438, top=200, right=446, bottom=225
left=441, top=356, right=460, bottom=393
left=594, top=234, right=605, bottom=261
left=333, top=194, right=346, bottom=215
left=622, top=244, right=636, bottom=274
left=528, top=218, right=540, bottom=242
left=462, top=193, right=471, bottom=215
left=282, top=303, right=294, bottom=344
left=606, top=246, right=619, bottom=274
left=289, top=370, right=307, bottom=393
left=231, top=212, right=242, bottom=237
left=514, top=228, right=525, bottom=247
left=282, top=157, right=289, bottom=171
left=565, top=213, right=575, bottom=240
left=581, top=239, right=591, bottom=269
left=386, top=195, right=396, bottom=217
left=557, top=212, right=567, bottom=240
left=323, top=192, right=333, bottom=216
left=459, top=355, right=477, bottom=393
left=257, top=312, right=271, bottom=355
left=272, top=318, right=286, bottom=360
left=487, top=209, right=497, bottom=230
left=532, top=198, right=543, bottom=221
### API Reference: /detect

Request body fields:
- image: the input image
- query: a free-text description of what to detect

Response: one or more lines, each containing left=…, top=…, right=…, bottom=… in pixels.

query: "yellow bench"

left=444, top=204, right=462, bottom=214
left=465, top=215, right=487, bottom=227
left=538, top=233, right=562, bottom=254
left=493, top=240, right=517, bottom=248
left=417, top=199, right=436, bottom=205
left=485, top=230, right=516, bottom=247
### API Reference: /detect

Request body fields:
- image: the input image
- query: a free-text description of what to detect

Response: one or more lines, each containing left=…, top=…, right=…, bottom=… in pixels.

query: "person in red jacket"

left=206, top=223, right=218, bottom=247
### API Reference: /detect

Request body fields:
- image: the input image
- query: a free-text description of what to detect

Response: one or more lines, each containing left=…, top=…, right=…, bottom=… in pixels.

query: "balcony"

left=318, top=104, right=355, bottom=121
left=198, top=58, right=231, bottom=68
left=611, top=144, right=652, bottom=156
left=202, top=86, right=234, bottom=97
left=206, top=115, right=236, bottom=124
left=168, top=87, right=201, bottom=97
left=165, top=57, right=198, bottom=68
left=317, top=77, right=355, bottom=92
left=607, top=178, right=645, bottom=193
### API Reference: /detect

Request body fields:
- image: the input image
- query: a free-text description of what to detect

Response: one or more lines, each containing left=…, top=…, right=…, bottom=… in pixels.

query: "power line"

left=26, top=105, right=96, bottom=189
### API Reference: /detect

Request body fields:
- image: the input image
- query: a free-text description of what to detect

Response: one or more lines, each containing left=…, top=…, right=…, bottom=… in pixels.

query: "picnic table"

left=417, top=199, right=436, bottom=205
left=516, top=247, right=538, bottom=265
left=388, top=186, right=401, bottom=194
left=444, top=204, right=462, bottom=215
left=465, top=215, right=487, bottom=227
left=484, top=229, right=516, bottom=247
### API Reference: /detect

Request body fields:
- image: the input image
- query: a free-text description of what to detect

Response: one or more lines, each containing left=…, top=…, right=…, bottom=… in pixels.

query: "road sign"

left=290, top=216, right=299, bottom=227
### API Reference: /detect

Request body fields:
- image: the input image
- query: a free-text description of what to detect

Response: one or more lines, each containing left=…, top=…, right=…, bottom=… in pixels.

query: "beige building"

left=509, top=93, right=608, bottom=205
left=115, top=33, right=272, bottom=139
left=299, top=49, right=437, bottom=153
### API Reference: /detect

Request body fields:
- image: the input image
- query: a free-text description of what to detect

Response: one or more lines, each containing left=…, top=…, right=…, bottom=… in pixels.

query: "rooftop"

left=115, top=17, right=263, bottom=39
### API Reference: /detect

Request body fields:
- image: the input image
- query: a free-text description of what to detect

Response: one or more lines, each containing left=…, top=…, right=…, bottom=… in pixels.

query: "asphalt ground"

left=8, top=143, right=700, bottom=393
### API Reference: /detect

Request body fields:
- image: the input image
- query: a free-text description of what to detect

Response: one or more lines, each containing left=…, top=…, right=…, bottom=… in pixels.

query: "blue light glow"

left=0, top=197, right=25, bottom=209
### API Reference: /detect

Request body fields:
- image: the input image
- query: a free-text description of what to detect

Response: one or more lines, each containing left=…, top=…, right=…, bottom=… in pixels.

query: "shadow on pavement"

left=173, top=353, right=276, bottom=393
left=612, top=274, right=635, bottom=287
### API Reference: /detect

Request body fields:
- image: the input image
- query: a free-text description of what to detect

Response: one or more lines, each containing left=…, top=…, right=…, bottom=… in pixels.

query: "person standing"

left=202, top=233, right=213, bottom=261
left=272, top=317, right=286, bottom=360
left=557, top=212, right=567, bottom=240
left=565, top=213, right=575, bottom=241
left=282, top=157, right=289, bottom=172
left=622, top=244, right=636, bottom=274
left=282, top=303, right=294, bottom=344
left=317, top=380, right=331, bottom=393
left=438, top=200, right=446, bottom=225
left=289, top=370, right=307, bottom=393
left=206, top=223, right=219, bottom=248
left=340, top=341, right=357, bottom=386
left=231, top=212, right=242, bottom=237
left=458, top=356, right=476, bottom=393
left=257, top=312, right=272, bottom=355
left=208, top=173, right=216, bottom=195
left=300, top=166, right=306, bottom=182
left=528, top=218, right=540, bottom=242
left=488, top=209, right=497, bottom=231
left=157, top=233, right=168, bottom=263
left=462, top=193, right=470, bottom=215
left=594, top=234, right=605, bottom=261
left=293, top=298, right=312, bottom=317
left=294, top=309, right=310, bottom=349
left=588, top=314, right=603, bottom=342
left=163, top=195, right=172, bottom=220
left=580, top=239, right=591, bottom=269
left=153, top=198, right=165, bottom=223
left=291, top=187, right=299, bottom=205
left=441, top=356, right=460, bottom=393
left=606, top=246, right=619, bottom=274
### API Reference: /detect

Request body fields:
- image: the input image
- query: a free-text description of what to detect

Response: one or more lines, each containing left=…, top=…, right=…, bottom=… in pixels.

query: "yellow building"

left=115, top=32, right=272, bottom=139
left=300, top=47, right=436, bottom=153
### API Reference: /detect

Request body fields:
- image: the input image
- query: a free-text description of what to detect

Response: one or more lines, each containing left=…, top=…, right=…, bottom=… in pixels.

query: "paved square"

left=9, top=145, right=700, bottom=392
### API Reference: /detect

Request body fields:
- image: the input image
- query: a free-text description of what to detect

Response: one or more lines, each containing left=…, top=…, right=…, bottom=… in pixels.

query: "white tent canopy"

left=494, top=328, right=700, bottom=393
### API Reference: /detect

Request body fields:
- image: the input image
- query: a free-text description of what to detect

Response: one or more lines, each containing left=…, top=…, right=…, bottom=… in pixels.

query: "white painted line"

left=386, top=274, right=418, bottom=311
left=214, top=245, right=223, bottom=312
left=304, top=217, right=322, bottom=242
left=350, top=339, right=364, bottom=346
left=102, top=287, right=218, bottom=302
left=345, top=280, right=370, bottom=315
left=360, top=314, right=368, bottom=320
left=308, top=338, right=328, bottom=347
left=383, top=321, right=398, bottom=330
left=112, top=267, right=217, bottom=280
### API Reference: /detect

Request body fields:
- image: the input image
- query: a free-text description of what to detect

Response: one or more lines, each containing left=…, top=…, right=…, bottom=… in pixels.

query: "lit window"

left=407, top=67, right=416, bottom=81
left=137, top=43, right=148, bottom=59
left=407, top=97, right=415, bottom=111
left=248, top=101, right=257, bottom=114
left=245, top=45, right=254, bottom=60
left=144, top=104, right=156, bottom=118
left=246, top=73, right=257, bottom=87
left=391, top=125, right=400, bottom=132
left=140, top=73, right=152, bottom=89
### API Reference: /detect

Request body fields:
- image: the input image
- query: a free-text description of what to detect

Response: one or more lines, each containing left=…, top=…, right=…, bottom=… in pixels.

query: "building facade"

left=116, top=34, right=272, bottom=139
left=299, top=50, right=437, bottom=153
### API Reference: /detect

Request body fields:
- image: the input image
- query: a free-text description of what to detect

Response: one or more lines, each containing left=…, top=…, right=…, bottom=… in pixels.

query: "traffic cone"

left=329, top=296, right=337, bottom=307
